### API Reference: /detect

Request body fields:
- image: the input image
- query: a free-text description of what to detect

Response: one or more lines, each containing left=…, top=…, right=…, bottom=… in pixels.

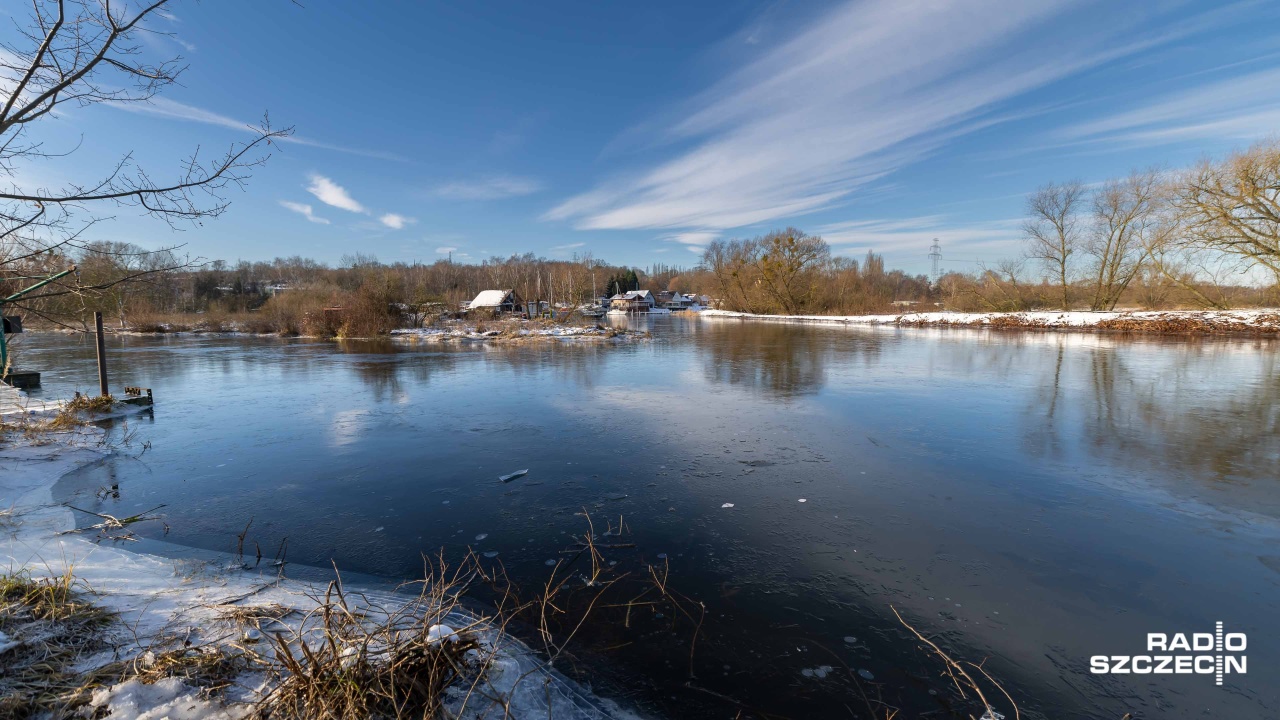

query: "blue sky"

left=9, top=0, right=1280, bottom=275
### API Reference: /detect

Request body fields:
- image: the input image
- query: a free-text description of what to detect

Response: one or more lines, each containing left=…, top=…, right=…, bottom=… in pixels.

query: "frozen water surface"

left=26, top=317, right=1280, bottom=719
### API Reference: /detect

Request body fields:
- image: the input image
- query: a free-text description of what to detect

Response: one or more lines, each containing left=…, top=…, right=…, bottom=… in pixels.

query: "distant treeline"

left=9, top=140, right=1278, bottom=333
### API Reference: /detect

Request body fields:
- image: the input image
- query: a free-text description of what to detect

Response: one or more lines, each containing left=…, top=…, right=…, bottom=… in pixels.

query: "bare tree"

left=1085, top=171, right=1159, bottom=311
left=1175, top=138, right=1280, bottom=282
left=0, top=0, right=290, bottom=329
left=753, top=228, right=830, bottom=314
left=1024, top=180, right=1085, bottom=310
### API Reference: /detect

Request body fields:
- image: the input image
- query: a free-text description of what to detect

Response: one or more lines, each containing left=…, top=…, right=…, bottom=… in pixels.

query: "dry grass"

left=0, top=513, right=703, bottom=719
left=0, top=569, right=116, bottom=719
left=893, top=605, right=1019, bottom=720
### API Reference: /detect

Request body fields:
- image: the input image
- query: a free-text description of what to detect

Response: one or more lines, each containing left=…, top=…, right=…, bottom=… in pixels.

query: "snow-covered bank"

left=701, top=308, right=1280, bottom=335
left=390, top=322, right=645, bottom=342
left=1, top=408, right=640, bottom=718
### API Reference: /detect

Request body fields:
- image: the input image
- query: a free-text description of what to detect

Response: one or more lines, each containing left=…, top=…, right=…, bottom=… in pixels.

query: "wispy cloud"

left=279, top=200, right=330, bottom=225
left=1058, top=66, right=1280, bottom=146
left=111, top=98, right=408, bottom=161
left=551, top=242, right=585, bottom=251
left=663, top=231, right=720, bottom=253
left=435, top=246, right=459, bottom=254
left=545, top=0, right=1192, bottom=235
left=817, top=216, right=1024, bottom=256
left=434, top=175, right=541, bottom=201
left=379, top=213, right=415, bottom=230
left=306, top=174, right=366, bottom=213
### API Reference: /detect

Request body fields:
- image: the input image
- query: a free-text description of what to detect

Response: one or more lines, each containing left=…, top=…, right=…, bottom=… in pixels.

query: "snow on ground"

left=390, top=322, right=641, bottom=341
left=0, top=396, right=640, bottom=719
left=701, top=308, right=1280, bottom=332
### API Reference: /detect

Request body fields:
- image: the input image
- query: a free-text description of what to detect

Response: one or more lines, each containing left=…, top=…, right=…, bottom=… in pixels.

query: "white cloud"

left=379, top=213, right=415, bottom=230
left=435, top=246, right=459, bottom=254
left=551, top=242, right=585, bottom=250
left=306, top=174, right=366, bottom=213
left=1058, top=66, right=1280, bottom=146
left=434, top=175, right=541, bottom=201
left=279, top=200, right=330, bottom=225
left=545, top=0, right=1189, bottom=235
left=110, top=98, right=408, bottom=161
left=664, top=231, right=719, bottom=249
left=817, top=216, right=1024, bottom=259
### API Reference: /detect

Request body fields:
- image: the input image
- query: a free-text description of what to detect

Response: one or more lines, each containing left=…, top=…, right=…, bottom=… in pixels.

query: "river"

left=14, top=317, right=1279, bottom=719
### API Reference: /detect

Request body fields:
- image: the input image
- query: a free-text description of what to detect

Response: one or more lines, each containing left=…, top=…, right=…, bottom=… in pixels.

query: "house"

left=467, top=289, right=524, bottom=315
left=659, top=292, right=694, bottom=310
left=609, top=290, right=653, bottom=312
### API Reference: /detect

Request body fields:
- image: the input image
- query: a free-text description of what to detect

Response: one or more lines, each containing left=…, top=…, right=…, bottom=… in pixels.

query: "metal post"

left=94, top=311, right=109, bottom=397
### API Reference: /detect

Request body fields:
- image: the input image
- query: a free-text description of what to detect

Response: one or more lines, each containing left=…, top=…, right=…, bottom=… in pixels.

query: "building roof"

left=470, top=289, right=515, bottom=307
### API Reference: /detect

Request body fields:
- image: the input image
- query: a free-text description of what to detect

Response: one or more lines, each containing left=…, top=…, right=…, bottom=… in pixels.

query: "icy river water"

left=17, top=317, right=1280, bottom=719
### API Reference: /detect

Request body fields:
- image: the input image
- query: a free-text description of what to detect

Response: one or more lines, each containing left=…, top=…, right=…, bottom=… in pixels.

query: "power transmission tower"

left=928, top=238, right=942, bottom=283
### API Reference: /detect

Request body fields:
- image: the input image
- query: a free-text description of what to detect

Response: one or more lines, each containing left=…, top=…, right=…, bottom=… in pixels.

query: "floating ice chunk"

left=374, top=526, right=384, bottom=532
left=657, top=553, right=668, bottom=560
left=426, top=624, right=457, bottom=644
left=475, top=533, right=488, bottom=541
left=483, top=551, right=499, bottom=558
left=843, top=636, right=856, bottom=644
left=545, top=559, right=557, bottom=566
left=979, top=711, right=1005, bottom=720
left=721, top=503, right=735, bottom=508
left=857, top=668, right=874, bottom=680
left=798, top=498, right=807, bottom=503
left=499, top=469, right=529, bottom=483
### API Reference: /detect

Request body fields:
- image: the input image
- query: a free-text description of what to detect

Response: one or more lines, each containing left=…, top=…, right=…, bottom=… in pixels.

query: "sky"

left=6, top=0, right=1280, bottom=276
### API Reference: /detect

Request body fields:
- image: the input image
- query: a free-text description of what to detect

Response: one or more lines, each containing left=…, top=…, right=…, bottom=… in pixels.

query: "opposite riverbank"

left=700, top=308, right=1280, bottom=335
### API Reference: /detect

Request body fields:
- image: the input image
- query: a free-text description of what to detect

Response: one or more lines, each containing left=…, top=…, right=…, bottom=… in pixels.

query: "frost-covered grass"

left=702, top=308, right=1280, bottom=335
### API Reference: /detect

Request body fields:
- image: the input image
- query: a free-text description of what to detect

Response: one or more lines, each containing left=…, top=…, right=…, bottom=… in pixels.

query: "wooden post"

left=94, top=311, right=109, bottom=397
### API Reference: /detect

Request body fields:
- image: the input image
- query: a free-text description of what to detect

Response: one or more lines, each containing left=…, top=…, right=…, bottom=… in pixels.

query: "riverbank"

left=39, top=318, right=648, bottom=342
left=0, top=396, right=639, bottom=719
left=389, top=320, right=645, bottom=342
left=701, top=308, right=1280, bottom=335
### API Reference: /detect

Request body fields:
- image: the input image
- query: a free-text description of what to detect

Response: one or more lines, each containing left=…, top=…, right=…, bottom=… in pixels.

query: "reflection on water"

left=19, top=319, right=1280, bottom=719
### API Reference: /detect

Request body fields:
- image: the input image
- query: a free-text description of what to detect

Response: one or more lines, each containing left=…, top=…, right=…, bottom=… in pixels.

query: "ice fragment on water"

left=475, top=533, right=488, bottom=541
left=857, top=669, right=874, bottom=680
left=979, top=711, right=1005, bottom=720
left=426, top=624, right=457, bottom=644
left=721, top=503, right=734, bottom=508
left=499, top=469, right=528, bottom=483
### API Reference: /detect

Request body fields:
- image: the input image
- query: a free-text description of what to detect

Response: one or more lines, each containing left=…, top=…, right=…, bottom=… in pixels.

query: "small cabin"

left=468, top=289, right=524, bottom=315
